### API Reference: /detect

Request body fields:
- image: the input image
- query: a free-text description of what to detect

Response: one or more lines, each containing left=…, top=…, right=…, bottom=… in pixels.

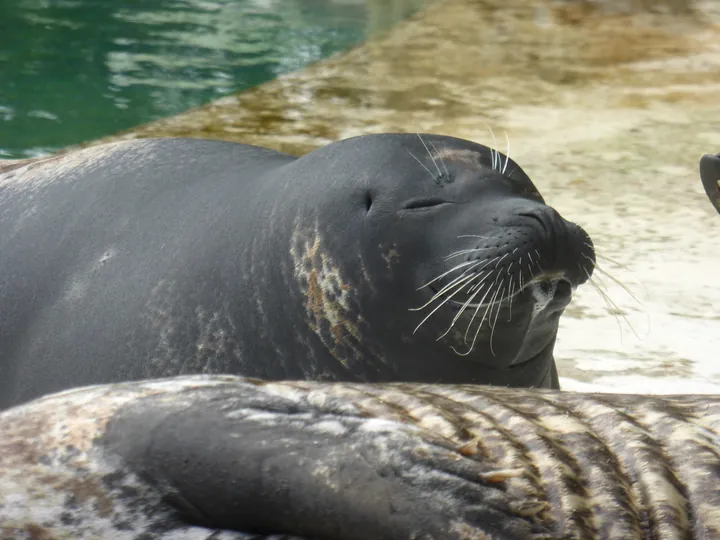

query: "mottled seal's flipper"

left=5, top=375, right=720, bottom=539
left=700, top=153, right=720, bottom=214
left=0, top=376, right=544, bottom=540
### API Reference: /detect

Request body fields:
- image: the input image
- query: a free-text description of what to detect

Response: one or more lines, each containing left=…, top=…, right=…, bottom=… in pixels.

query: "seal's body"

left=2, top=374, right=718, bottom=539
left=0, top=134, right=593, bottom=407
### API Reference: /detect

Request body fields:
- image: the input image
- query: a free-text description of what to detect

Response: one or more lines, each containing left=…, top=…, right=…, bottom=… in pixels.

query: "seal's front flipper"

left=700, top=153, right=720, bottom=215
left=100, top=381, right=542, bottom=540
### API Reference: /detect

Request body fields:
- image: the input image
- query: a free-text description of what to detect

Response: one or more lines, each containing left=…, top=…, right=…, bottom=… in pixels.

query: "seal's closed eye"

left=403, top=197, right=449, bottom=210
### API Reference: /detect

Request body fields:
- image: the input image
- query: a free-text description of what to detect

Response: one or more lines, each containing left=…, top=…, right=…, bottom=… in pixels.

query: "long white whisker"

left=432, top=268, right=491, bottom=304
left=417, top=259, right=481, bottom=290
left=467, top=269, right=495, bottom=293
left=462, top=287, right=495, bottom=345
left=444, top=248, right=491, bottom=261
left=583, top=255, right=641, bottom=305
left=495, top=252, right=509, bottom=267
left=594, top=252, right=628, bottom=269
left=464, top=274, right=500, bottom=343
left=489, top=283, right=506, bottom=356
left=533, top=249, right=544, bottom=273
left=502, top=132, right=510, bottom=175
left=411, top=272, right=479, bottom=312
left=464, top=257, right=503, bottom=292
left=485, top=124, right=499, bottom=172
left=584, top=267, right=640, bottom=340
left=585, top=269, right=624, bottom=340
left=436, top=280, right=490, bottom=341
left=457, top=234, right=491, bottom=240
left=453, top=285, right=500, bottom=356
left=406, top=148, right=435, bottom=180
left=417, top=134, right=443, bottom=177
left=428, top=139, right=450, bottom=178
left=417, top=262, right=495, bottom=339
left=507, top=279, right=515, bottom=322
left=489, top=282, right=506, bottom=331
left=412, top=278, right=476, bottom=333
left=582, top=242, right=628, bottom=269
left=467, top=253, right=506, bottom=293
left=525, top=252, right=537, bottom=280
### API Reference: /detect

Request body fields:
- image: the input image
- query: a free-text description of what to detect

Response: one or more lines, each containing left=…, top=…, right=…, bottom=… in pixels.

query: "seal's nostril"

left=538, top=280, right=553, bottom=295
left=556, top=279, right=572, bottom=298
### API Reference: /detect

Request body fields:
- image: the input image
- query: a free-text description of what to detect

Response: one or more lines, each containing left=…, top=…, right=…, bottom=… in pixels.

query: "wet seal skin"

left=700, top=152, right=720, bottom=215
left=0, top=134, right=594, bottom=408
left=2, top=374, right=720, bottom=539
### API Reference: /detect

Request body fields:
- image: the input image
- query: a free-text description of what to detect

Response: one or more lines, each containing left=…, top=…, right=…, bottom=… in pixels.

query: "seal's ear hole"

left=365, top=192, right=373, bottom=212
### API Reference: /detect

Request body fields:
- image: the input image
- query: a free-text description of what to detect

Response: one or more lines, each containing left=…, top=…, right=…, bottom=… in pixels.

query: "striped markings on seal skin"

left=2, top=375, right=720, bottom=539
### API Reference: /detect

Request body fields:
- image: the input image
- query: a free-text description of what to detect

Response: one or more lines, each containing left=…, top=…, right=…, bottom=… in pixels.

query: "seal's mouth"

left=410, top=203, right=593, bottom=360
left=531, top=276, right=574, bottom=313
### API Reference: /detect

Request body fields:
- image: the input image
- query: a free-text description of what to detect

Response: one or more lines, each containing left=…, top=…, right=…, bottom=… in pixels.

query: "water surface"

left=0, top=0, right=429, bottom=158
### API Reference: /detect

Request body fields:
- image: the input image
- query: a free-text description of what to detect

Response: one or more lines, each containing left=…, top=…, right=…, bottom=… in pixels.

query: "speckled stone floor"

left=90, top=0, right=720, bottom=393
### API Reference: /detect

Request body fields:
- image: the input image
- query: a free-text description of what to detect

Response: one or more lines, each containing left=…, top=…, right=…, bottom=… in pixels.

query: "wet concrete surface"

left=78, top=0, right=720, bottom=393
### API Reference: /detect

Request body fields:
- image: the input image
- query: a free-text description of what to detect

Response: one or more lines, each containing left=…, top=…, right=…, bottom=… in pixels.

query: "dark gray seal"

left=700, top=152, right=720, bottom=214
left=0, top=134, right=594, bottom=407
left=2, top=374, right=719, bottom=539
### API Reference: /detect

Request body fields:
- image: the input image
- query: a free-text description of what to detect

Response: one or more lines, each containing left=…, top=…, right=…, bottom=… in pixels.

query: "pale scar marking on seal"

left=0, top=140, right=140, bottom=195
left=380, top=244, right=400, bottom=270
left=431, top=148, right=483, bottom=166
left=63, top=247, right=119, bottom=302
left=290, top=224, right=385, bottom=369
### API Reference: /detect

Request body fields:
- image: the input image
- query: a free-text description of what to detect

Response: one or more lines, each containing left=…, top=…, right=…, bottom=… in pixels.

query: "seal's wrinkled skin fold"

left=0, top=134, right=593, bottom=407
left=1, top=375, right=720, bottom=539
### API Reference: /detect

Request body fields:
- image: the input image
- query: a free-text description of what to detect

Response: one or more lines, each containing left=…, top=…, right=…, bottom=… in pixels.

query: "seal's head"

left=700, top=153, right=720, bottom=215
left=290, top=133, right=594, bottom=388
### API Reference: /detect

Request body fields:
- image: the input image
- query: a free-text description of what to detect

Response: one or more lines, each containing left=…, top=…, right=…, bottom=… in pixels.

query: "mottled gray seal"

left=0, top=134, right=594, bottom=407
left=2, top=374, right=719, bottom=539
left=700, top=152, right=720, bottom=214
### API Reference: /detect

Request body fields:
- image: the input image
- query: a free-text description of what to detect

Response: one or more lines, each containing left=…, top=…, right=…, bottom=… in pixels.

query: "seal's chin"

left=418, top=274, right=572, bottom=367
left=506, top=277, right=573, bottom=366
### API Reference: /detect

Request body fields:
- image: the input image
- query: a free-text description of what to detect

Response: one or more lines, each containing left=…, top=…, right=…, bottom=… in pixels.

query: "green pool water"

left=0, top=0, right=429, bottom=159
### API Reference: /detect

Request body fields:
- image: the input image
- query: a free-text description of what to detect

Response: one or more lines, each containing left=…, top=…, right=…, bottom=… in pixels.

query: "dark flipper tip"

left=699, top=153, right=720, bottom=215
